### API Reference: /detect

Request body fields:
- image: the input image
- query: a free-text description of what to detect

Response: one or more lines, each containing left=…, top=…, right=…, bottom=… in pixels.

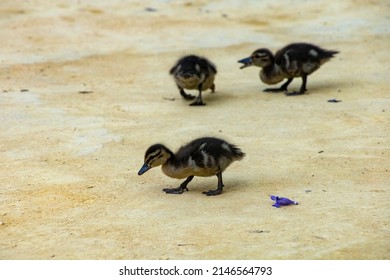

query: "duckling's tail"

left=320, top=49, right=339, bottom=64
left=232, top=146, right=245, bottom=161
left=325, top=50, right=339, bottom=58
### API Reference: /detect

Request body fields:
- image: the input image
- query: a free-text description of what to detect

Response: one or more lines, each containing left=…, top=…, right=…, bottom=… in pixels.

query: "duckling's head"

left=238, top=48, right=274, bottom=69
left=138, top=144, right=173, bottom=175
left=171, top=64, right=203, bottom=87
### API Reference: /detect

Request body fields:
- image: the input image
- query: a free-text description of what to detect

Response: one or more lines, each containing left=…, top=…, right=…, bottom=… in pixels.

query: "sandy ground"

left=0, top=0, right=389, bottom=260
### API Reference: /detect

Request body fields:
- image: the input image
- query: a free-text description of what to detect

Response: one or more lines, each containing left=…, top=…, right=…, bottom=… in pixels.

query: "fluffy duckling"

left=138, top=137, right=245, bottom=196
left=238, top=43, right=339, bottom=95
left=170, top=55, right=217, bottom=106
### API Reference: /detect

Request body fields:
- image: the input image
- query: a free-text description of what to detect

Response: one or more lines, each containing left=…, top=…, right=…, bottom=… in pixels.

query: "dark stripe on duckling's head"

left=144, top=144, right=164, bottom=162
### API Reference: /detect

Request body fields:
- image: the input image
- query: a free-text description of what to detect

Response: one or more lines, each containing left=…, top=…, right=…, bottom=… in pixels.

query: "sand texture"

left=0, top=0, right=389, bottom=259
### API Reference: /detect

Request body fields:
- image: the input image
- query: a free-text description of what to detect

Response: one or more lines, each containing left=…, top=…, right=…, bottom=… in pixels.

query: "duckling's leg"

left=163, top=175, right=194, bottom=194
left=285, top=75, right=307, bottom=96
left=179, top=86, right=196, bottom=100
left=210, top=83, right=216, bottom=93
left=264, top=78, right=293, bottom=93
left=190, top=84, right=206, bottom=106
left=202, top=172, right=224, bottom=196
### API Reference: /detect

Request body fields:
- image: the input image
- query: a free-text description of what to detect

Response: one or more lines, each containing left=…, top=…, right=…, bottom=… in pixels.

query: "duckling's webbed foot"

left=264, top=78, right=293, bottom=93
left=202, top=172, right=224, bottom=196
left=163, top=186, right=188, bottom=194
left=285, top=90, right=305, bottom=96
left=179, top=88, right=196, bottom=100
left=202, top=188, right=223, bottom=196
left=162, top=175, right=193, bottom=194
left=189, top=88, right=206, bottom=106
left=190, top=99, right=206, bottom=106
left=264, top=88, right=285, bottom=93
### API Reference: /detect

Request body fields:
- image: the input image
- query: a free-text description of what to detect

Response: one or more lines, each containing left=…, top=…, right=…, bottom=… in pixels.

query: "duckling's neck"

left=260, top=64, right=285, bottom=85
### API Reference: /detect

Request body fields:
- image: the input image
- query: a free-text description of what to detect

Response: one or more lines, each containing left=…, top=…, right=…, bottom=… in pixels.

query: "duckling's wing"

left=203, top=58, right=217, bottom=74
left=275, top=43, right=338, bottom=76
left=194, top=57, right=216, bottom=76
left=275, top=43, right=336, bottom=65
left=275, top=44, right=310, bottom=64
left=176, top=138, right=244, bottom=170
left=175, top=138, right=206, bottom=163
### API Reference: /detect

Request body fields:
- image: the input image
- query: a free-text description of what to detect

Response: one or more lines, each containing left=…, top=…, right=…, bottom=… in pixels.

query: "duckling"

left=138, top=137, right=245, bottom=196
left=170, top=55, right=217, bottom=106
left=238, top=43, right=339, bottom=95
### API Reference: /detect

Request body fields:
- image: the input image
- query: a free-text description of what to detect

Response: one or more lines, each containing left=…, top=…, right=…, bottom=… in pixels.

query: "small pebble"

left=249, top=230, right=270, bottom=234
left=327, top=99, right=342, bottom=103
left=145, top=7, right=157, bottom=12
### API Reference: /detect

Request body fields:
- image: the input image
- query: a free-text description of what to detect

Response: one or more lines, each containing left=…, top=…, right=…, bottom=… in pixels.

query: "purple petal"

left=270, top=195, right=298, bottom=207
left=277, top=197, right=295, bottom=205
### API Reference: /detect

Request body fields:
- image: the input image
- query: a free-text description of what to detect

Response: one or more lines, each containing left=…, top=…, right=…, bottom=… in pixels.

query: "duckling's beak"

left=177, top=72, right=198, bottom=80
left=238, top=57, right=253, bottom=69
left=138, top=163, right=151, bottom=175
